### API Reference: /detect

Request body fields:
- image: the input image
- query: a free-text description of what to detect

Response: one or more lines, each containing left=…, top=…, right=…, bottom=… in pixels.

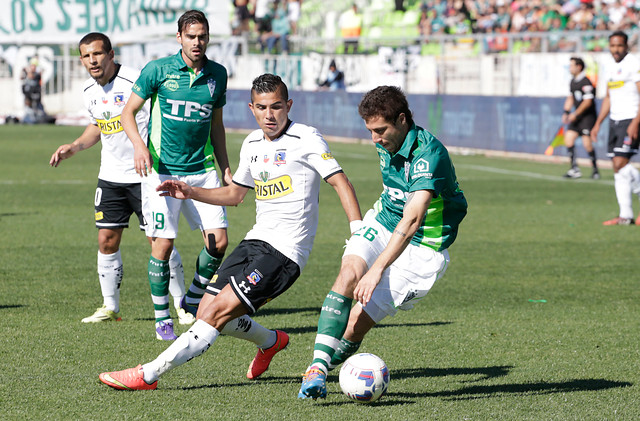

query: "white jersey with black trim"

left=233, top=121, right=343, bottom=269
left=83, top=64, right=149, bottom=184
left=605, top=53, right=640, bottom=121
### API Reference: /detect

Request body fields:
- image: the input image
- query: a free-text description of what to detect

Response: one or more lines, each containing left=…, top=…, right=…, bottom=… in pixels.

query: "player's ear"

left=286, top=99, right=293, bottom=112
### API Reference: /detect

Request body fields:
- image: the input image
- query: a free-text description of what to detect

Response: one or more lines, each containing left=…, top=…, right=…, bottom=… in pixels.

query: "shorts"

left=205, top=240, right=300, bottom=314
left=608, top=118, right=639, bottom=158
left=94, top=179, right=144, bottom=230
left=567, top=113, right=596, bottom=136
left=142, top=171, right=228, bottom=239
left=344, top=209, right=450, bottom=323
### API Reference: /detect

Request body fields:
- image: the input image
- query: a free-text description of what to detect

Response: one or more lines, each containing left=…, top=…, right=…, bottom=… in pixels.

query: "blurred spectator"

left=21, top=57, right=46, bottom=124
left=232, top=0, right=252, bottom=35
left=253, top=0, right=275, bottom=36
left=288, top=0, right=301, bottom=34
left=339, top=3, right=362, bottom=54
left=263, top=1, right=290, bottom=53
left=318, top=60, right=345, bottom=91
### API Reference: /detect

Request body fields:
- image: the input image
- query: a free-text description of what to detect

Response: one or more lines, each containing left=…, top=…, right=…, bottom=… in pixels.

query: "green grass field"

left=1, top=125, right=638, bottom=420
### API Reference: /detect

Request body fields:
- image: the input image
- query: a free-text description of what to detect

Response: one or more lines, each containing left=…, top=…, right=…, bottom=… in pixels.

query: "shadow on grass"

left=398, top=378, right=633, bottom=401
left=0, top=304, right=25, bottom=310
left=315, top=378, right=632, bottom=407
left=393, top=365, right=512, bottom=382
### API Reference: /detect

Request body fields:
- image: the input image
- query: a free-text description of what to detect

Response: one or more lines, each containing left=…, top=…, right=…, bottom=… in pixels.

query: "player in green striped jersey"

left=300, top=85, right=468, bottom=399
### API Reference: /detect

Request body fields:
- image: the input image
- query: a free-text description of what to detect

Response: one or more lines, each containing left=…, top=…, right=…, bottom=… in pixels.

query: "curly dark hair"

left=358, top=86, right=413, bottom=127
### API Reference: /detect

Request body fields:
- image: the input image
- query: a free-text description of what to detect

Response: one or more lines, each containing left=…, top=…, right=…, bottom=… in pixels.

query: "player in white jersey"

left=98, top=73, right=363, bottom=391
left=49, top=33, right=193, bottom=329
left=592, top=31, right=640, bottom=226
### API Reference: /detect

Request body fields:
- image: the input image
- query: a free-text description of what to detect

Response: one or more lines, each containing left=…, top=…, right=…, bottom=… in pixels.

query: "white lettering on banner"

left=0, top=0, right=230, bottom=44
left=496, top=102, right=556, bottom=144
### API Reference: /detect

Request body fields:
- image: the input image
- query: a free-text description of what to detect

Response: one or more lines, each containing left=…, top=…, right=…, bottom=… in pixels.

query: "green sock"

left=148, top=256, right=170, bottom=323
left=185, top=247, right=223, bottom=307
left=311, top=291, right=352, bottom=372
left=329, top=338, right=361, bottom=370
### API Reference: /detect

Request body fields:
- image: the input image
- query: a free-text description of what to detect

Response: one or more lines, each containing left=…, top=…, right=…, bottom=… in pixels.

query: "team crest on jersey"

left=207, top=78, right=216, bottom=97
left=274, top=150, right=286, bottom=166
left=247, top=269, right=263, bottom=285
left=114, top=93, right=125, bottom=106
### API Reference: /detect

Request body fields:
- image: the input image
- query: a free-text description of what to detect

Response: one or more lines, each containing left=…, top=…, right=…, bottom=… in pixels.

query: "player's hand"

left=591, top=123, right=600, bottom=143
left=353, top=268, right=383, bottom=307
left=134, top=146, right=153, bottom=177
left=562, top=114, right=569, bottom=125
left=49, top=144, right=75, bottom=167
left=628, top=120, right=640, bottom=141
left=223, top=167, right=233, bottom=186
left=157, top=180, right=192, bottom=200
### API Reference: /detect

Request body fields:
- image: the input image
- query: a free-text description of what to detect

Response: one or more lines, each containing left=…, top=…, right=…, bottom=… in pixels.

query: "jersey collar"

left=394, top=123, right=419, bottom=158
left=175, top=50, right=210, bottom=75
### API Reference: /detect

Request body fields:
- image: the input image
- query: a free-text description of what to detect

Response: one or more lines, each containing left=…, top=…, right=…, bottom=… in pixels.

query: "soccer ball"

left=339, top=353, right=390, bottom=403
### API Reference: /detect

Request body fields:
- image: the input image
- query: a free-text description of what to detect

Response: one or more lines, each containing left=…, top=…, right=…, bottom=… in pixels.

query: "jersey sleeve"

left=303, top=128, right=343, bottom=179
left=132, top=61, right=160, bottom=100
left=408, top=143, right=451, bottom=196
left=213, top=66, right=228, bottom=109
left=232, top=137, right=255, bottom=188
left=82, top=83, right=97, bottom=125
left=582, top=81, right=595, bottom=100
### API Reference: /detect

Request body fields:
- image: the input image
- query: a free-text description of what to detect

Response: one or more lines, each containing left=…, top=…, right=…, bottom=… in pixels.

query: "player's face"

left=609, top=35, right=628, bottom=63
left=364, top=114, right=408, bottom=154
left=177, top=23, right=209, bottom=67
left=79, top=40, right=116, bottom=86
left=569, top=60, right=580, bottom=76
left=249, top=88, right=293, bottom=141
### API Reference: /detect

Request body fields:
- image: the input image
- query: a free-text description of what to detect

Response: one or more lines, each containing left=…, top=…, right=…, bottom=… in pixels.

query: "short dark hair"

left=570, top=57, right=585, bottom=71
left=609, top=30, right=628, bottom=44
left=178, top=10, right=209, bottom=34
left=358, top=86, right=413, bottom=127
left=251, top=73, right=288, bottom=102
left=78, top=32, right=112, bottom=54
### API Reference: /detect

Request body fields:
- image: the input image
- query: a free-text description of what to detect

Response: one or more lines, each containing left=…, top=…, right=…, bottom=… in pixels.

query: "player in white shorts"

left=299, top=85, right=467, bottom=399
left=49, top=32, right=189, bottom=326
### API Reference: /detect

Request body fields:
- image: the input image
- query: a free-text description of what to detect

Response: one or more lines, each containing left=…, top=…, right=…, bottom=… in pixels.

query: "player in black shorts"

left=562, top=57, right=599, bottom=179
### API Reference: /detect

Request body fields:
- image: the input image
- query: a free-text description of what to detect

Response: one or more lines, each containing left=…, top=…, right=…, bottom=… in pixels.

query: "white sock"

left=97, top=250, right=123, bottom=313
left=621, top=164, right=640, bottom=195
left=142, top=320, right=219, bottom=383
left=221, top=316, right=276, bottom=349
left=614, top=172, right=634, bottom=219
left=168, top=247, right=185, bottom=309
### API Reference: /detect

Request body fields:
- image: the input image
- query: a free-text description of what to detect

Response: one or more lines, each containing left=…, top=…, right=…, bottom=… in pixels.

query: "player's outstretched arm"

left=157, top=180, right=249, bottom=206
left=354, top=189, right=433, bottom=306
left=326, top=172, right=363, bottom=232
left=49, top=124, right=101, bottom=167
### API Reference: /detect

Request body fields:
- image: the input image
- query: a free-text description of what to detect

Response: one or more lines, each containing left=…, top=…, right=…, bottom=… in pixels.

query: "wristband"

left=563, top=110, right=570, bottom=115
left=349, top=220, right=363, bottom=234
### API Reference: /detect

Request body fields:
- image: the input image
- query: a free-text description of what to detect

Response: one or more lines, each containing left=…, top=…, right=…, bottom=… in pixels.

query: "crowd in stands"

left=419, top=0, right=640, bottom=37
left=231, top=0, right=640, bottom=54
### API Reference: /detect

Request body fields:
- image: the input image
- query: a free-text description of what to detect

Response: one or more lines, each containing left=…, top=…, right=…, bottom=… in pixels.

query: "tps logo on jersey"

left=96, top=116, right=123, bottom=134
left=207, top=78, right=217, bottom=97
left=114, top=93, right=125, bottom=106
left=165, top=99, right=213, bottom=121
left=383, top=183, right=408, bottom=203
left=274, top=151, right=286, bottom=166
left=254, top=175, right=293, bottom=200
left=247, top=269, right=264, bottom=285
